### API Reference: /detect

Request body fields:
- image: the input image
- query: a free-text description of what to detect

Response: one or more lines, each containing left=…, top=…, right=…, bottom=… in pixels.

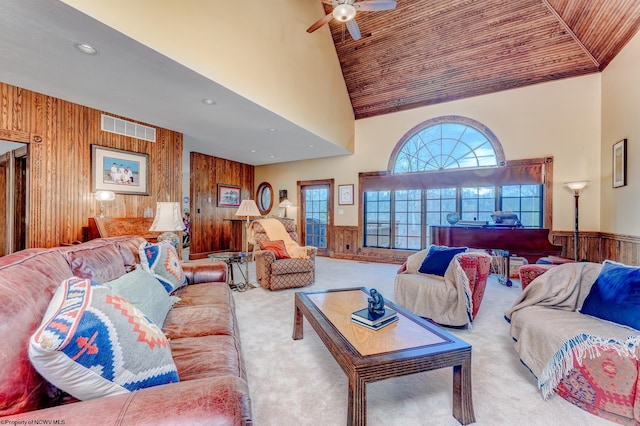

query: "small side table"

left=208, top=252, right=249, bottom=292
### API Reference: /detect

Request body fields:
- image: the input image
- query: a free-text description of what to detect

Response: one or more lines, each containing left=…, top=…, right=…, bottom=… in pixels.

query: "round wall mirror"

left=256, top=182, right=274, bottom=215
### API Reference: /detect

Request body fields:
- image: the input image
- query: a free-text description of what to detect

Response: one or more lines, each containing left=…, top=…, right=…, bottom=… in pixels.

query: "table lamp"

left=279, top=198, right=292, bottom=217
left=235, top=199, right=261, bottom=287
left=149, top=202, right=185, bottom=248
left=95, top=190, right=115, bottom=218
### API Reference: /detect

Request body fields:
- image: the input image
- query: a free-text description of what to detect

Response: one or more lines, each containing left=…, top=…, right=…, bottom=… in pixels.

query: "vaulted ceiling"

left=321, top=0, right=640, bottom=119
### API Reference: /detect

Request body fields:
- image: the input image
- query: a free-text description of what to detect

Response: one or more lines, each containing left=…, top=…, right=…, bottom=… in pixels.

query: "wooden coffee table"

left=293, top=287, right=474, bottom=425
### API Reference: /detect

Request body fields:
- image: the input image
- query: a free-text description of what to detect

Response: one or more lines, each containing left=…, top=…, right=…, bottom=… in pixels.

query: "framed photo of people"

left=91, top=145, right=149, bottom=195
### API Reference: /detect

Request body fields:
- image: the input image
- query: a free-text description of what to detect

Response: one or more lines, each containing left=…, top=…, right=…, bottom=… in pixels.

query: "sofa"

left=0, top=235, right=252, bottom=425
left=506, top=261, right=640, bottom=425
left=394, top=248, right=492, bottom=327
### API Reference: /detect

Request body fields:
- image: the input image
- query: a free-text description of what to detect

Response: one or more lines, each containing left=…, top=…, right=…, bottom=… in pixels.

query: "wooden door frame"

left=297, top=179, right=334, bottom=256
left=0, top=130, right=33, bottom=254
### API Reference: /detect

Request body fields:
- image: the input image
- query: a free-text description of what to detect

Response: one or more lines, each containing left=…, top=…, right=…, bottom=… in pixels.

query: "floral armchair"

left=251, top=218, right=317, bottom=290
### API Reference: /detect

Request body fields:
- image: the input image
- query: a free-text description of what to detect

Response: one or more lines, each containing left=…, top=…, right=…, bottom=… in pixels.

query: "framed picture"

left=613, top=139, right=627, bottom=188
left=91, top=145, right=149, bottom=195
left=217, top=184, right=241, bottom=207
left=338, top=184, right=354, bottom=205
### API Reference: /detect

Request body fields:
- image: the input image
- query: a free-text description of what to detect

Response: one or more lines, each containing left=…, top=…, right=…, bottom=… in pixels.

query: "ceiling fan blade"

left=346, top=19, right=361, bottom=41
left=354, top=0, right=397, bottom=11
left=307, top=13, right=333, bottom=33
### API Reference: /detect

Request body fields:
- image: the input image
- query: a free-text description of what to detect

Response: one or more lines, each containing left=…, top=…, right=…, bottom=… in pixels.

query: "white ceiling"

left=0, top=0, right=350, bottom=166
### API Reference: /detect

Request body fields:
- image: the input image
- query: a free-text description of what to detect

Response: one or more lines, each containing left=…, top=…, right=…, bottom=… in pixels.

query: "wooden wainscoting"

left=551, top=231, right=640, bottom=265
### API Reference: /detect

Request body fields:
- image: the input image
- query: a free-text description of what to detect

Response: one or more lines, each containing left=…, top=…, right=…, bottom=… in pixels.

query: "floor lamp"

left=235, top=199, right=261, bottom=288
left=565, top=180, right=589, bottom=261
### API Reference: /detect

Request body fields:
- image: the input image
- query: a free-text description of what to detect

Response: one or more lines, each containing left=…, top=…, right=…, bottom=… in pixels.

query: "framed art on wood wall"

left=338, top=184, right=354, bottom=205
left=91, top=145, right=149, bottom=195
left=217, top=184, right=241, bottom=207
left=613, top=139, right=627, bottom=188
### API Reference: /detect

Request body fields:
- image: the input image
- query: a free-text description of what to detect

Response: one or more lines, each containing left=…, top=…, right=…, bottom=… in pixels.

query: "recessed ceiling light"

left=267, top=128, right=278, bottom=132
left=250, top=149, right=257, bottom=153
left=201, top=98, right=216, bottom=105
left=308, top=144, right=314, bottom=148
left=269, top=155, right=275, bottom=159
left=74, top=43, right=97, bottom=55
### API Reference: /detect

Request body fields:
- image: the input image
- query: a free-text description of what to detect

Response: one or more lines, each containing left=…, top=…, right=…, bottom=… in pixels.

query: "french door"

left=298, top=179, right=333, bottom=257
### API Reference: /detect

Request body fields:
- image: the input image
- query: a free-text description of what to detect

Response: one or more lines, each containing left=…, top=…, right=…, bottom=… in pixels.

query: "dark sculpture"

left=367, top=288, right=385, bottom=317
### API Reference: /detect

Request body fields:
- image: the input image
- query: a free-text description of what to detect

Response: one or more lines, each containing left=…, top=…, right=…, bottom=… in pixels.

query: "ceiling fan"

left=306, top=0, right=397, bottom=41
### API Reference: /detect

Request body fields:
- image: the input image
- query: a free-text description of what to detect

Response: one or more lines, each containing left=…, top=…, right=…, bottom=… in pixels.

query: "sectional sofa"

left=0, top=236, right=252, bottom=425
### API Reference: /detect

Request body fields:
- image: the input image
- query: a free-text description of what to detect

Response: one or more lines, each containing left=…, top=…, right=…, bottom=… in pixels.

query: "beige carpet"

left=231, top=257, right=614, bottom=426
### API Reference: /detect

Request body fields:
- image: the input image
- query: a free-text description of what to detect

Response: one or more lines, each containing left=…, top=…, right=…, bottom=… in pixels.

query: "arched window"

left=361, top=116, right=548, bottom=251
left=389, top=116, right=505, bottom=173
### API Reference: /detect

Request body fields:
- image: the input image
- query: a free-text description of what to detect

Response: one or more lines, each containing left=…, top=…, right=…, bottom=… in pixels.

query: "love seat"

left=0, top=235, right=252, bottom=425
left=506, top=262, right=640, bottom=425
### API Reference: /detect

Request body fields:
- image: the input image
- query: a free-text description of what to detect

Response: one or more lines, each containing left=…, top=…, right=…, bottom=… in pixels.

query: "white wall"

left=601, top=31, right=640, bottom=236
left=257, top=74, right=602, bottom=231
left=62, top=0, right=355, bottom=152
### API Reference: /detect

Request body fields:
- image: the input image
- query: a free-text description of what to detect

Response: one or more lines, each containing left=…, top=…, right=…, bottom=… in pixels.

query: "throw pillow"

left=103, top=266, right=177, bottom=326
left=418, top=245, right=468, bottom=276
left=139, top=241, right=187, bottom=293
left=29, top=277, right=179, bottom=401
left=580, top=260, right=640, bottom=331
left=260, top=240, right=291, bottom=259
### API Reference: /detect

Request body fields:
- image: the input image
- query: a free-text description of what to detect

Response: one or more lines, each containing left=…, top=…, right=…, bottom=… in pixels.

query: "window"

left=501, top=184, right=543, bottom=228
left=391, top=117, right=503, bottom=173
left=361, top=116, right=549, bottom=250
left=364, top=191, right=391, bottom=248
left=394, top=190, right=421, bottom=249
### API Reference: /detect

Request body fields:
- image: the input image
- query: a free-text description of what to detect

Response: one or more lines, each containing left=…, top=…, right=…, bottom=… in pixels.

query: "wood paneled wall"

left=0, top=82, right=182, bottom=249
left=189, top=152, right=254, bottom=259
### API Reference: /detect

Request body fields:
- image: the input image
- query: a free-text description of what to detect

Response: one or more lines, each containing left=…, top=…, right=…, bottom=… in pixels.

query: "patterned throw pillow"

left=260, top=240, right=291, bottom=259
left=103, top=266, right=179, bottom=326
left=139, top=241, right=187, bottom=293
left=29, top=277, right=179, bottom=401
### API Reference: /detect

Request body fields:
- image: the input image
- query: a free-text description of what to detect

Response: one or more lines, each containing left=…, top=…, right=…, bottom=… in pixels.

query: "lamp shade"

left=95, top=190, right=115, bottom=201
left=565, top=180, right=590, bottom=191
left=149, top=202, right=185, bottom=232
left=278, top=199, right=292, bottom=208
left=235, top=199, right=261, bottom=218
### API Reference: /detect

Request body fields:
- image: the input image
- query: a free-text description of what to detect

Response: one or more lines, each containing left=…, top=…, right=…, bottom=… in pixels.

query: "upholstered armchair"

left=394, top=247, right=492, bottom=327
left=251, top=218, right=317, bottom=290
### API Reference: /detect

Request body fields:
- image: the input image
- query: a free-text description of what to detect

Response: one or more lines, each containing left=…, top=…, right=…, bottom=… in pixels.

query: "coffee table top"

left=299, top=287, right=469, bottom=358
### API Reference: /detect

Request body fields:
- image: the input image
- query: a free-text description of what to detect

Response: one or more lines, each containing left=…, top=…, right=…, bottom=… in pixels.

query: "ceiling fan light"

left=333, top=4, right=356, bottom=22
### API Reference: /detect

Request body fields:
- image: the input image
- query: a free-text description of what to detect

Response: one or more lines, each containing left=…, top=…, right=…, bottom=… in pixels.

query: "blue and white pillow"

left=139, top=241, right=187, bottom=293
left=29, top=277, right=179, bottom=401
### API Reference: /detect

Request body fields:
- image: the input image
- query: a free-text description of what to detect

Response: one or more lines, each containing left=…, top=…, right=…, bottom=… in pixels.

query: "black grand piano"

left=430, top=225, right=561, bottom=265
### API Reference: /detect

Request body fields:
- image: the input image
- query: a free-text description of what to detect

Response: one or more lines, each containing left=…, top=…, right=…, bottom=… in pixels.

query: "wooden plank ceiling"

left=319, top=0, right=640, bottom=119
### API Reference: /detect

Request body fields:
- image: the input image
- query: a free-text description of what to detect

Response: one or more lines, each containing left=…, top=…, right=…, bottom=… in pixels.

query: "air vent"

left=101, top=114, right=156, bottom=142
